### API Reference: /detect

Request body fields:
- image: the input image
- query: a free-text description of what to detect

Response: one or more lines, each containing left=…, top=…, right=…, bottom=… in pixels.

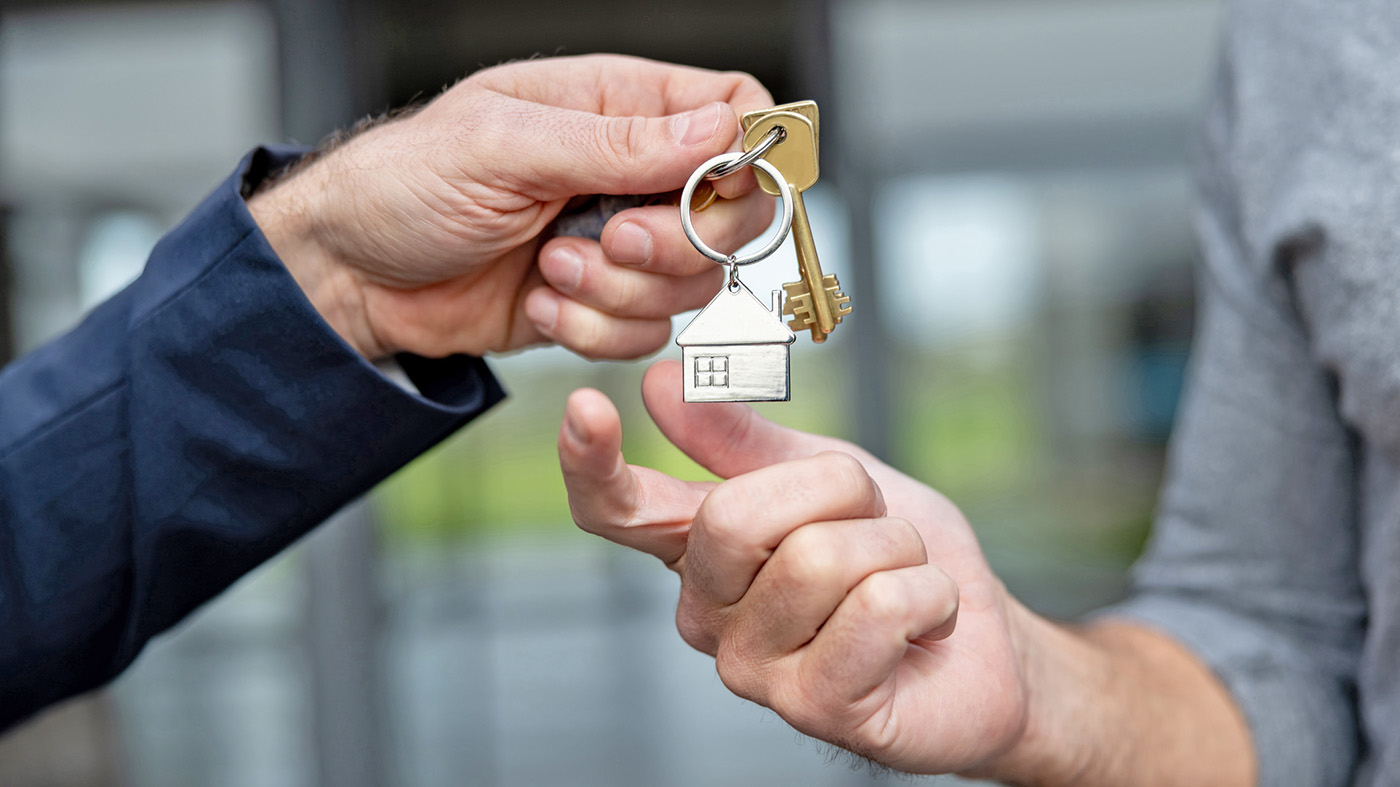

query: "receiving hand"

left=249, top=55, right=773, bottom=360
left=556, top=360, right=1035, bottom=775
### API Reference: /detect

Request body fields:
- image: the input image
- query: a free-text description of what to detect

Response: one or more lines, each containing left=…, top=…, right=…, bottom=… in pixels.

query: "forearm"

left=986, top=607, right=1255, bottom=787
left=0, top=148, right=504, bottom=728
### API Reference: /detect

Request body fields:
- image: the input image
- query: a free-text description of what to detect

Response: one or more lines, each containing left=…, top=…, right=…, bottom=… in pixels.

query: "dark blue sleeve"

left=0, top=147, right=505, bottom=728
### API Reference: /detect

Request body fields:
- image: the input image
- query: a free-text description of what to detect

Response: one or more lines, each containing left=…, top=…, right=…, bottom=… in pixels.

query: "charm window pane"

left=694, top=355, right=731, bottom=389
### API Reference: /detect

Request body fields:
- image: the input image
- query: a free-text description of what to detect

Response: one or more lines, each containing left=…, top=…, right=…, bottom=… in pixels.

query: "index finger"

left=473, top=54, right=772, bottom=118
left=473, top=55, right=771, bottom=197
left=686, top=452, right=888, bottom=606
left=559, top=388, right=714, bottom=565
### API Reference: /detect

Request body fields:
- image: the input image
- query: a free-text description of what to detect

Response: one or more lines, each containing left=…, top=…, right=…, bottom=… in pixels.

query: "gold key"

left=741, top=101, right=851, bottom=343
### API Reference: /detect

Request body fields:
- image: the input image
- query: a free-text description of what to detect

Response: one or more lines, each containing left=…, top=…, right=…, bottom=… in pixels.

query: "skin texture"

left=559, top=361, right=1255, bottom=786
left=247, top=54, right=774, bottom=361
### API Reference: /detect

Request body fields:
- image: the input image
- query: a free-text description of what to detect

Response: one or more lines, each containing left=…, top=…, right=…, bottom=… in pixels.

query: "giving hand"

left=250, top=55, right=773, bottom=360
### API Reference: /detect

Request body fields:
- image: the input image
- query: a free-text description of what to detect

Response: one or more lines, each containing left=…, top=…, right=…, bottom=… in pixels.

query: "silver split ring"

left=680, top=153, right=793, bottom=266
left=705, top=126, right=785, bottom=180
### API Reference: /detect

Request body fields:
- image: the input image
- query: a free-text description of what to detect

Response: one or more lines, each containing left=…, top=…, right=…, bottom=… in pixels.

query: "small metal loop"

left=726, top=259, right=741, bottom=291
left=680, top=154, right=793, bottom=266
left=705, top=125, right=786, bottom=181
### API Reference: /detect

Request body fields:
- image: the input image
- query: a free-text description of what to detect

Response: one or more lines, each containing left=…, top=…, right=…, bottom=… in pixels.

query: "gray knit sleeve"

left=1100, top=52, right=1364, bottom=787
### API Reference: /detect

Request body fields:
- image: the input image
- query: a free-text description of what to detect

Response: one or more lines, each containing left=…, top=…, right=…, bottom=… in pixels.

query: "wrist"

left=973, top=608, right=1256, bottom=787
left=968, top=600, right=1105, bottom=786
left=248, top=165, right=390, bottom=360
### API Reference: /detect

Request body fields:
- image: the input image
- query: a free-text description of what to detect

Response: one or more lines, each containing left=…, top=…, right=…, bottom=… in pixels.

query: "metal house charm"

left=676, top=148, right=800, bottom=403
left=677, top=280, right=796, bottom=403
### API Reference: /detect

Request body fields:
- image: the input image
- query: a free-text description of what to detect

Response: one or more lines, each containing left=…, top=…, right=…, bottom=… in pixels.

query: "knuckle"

left=815, top=451, right=878, bottom=507
left=855, top=572, right=911, bottom=626
left=714, top=641, right=762, bottom=702
left=563, top=312, right=659, bottom=361
left=599, top=115, right=648, bottom=167
left=724, top=70, right=769, bottom=102
left=607, top=267, right=642, bottom=313
left=766, top=672, right=836, bottom=736
left=675, top=594, right=717, bottom=655
left=778, top=527, right=842, bottom=589
left=936, top=570, right=961, bottom=620
left=567, top=502, right=602, bottom=536
left=702, top=514, right=746, bottom=552
left=819, top=449, right=866, bottom=483
left=884, top=517, right=928, bottom=564
left=559, top=309, right=606, bottom=356
left=845, top=714, right=899, bottom=761
left=695, top=484, right=753, bottom=542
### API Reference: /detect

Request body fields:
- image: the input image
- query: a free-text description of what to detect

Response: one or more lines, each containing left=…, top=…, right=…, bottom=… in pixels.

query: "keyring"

left=680, top=153, right=794, bottom=266
left=705, top=126, right=785, bottom=180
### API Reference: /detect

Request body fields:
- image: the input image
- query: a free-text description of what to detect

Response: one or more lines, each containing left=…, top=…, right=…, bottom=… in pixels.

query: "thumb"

left=507, top=101, right=743, bottom=198
left=640, top=359, right=869, bottom=479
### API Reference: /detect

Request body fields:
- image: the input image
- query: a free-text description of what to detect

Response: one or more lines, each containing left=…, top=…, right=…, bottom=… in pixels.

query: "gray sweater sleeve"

left=1102, top=62, right=1366, bottom=787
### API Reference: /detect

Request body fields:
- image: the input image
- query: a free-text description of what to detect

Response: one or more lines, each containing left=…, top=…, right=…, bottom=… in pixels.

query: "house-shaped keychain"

left=676, top=280, right=796, bottom=402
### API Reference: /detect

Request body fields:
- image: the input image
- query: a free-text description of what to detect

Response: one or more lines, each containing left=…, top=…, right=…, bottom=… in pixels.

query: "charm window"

left=694, top=355, right=729, bottom=388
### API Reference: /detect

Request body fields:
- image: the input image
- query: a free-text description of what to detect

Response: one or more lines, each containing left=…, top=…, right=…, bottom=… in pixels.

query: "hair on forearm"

left=250, top=102, right=427, bottom=197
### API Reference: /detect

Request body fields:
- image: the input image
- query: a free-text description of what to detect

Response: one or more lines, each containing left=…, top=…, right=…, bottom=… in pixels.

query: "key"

left=742, top=107, right=832, bottom=341
left=740, top=102, right=851, bottom=343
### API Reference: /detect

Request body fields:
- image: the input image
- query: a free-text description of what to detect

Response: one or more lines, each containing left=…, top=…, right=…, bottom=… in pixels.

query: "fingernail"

left=611, top=221, right=653, bottom=265
left=525, top=290, right=560, bottom=333
left=549, top=246, right=584, bottom=292
left=671, top=102, right=724, bottom=147
left=563, top=407, right=589, bottom=448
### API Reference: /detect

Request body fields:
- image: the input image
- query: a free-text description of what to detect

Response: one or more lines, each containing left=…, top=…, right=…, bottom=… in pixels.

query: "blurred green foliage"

left=375, top=339, right=1156, bottom=585
left=373, top=351, right=851, bottom=547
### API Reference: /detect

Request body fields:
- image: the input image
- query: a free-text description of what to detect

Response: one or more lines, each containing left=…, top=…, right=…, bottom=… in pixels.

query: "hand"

left=557, top=361, right=1257, bottom=786
left=248, top=55, right=773, bottom=360
left=556, top=360, right=1033, bottom=774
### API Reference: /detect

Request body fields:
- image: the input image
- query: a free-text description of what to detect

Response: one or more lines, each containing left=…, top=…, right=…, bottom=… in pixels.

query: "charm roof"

left=676, top=281, right=796, bottom=346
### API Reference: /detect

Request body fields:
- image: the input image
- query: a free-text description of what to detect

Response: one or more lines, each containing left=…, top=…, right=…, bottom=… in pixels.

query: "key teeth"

left=785, top=296, right=817, bottom=331
left=781, top=282, right=816, bottom=328
left=830, top=290, right=852, bottom=319
left=781, top=281, right=809, bottom=300
left=782, top=279, right=851, bottom=330
left=820, top=275, right=852, bottom=322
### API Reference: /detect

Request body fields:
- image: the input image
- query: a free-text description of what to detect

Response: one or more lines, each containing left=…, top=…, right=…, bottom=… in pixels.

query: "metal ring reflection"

left=680, top=153, right=793, bottom=266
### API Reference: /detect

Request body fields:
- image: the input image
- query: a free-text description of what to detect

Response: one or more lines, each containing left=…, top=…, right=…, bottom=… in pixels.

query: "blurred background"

left=0, top=0, right=1221, bottom=784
